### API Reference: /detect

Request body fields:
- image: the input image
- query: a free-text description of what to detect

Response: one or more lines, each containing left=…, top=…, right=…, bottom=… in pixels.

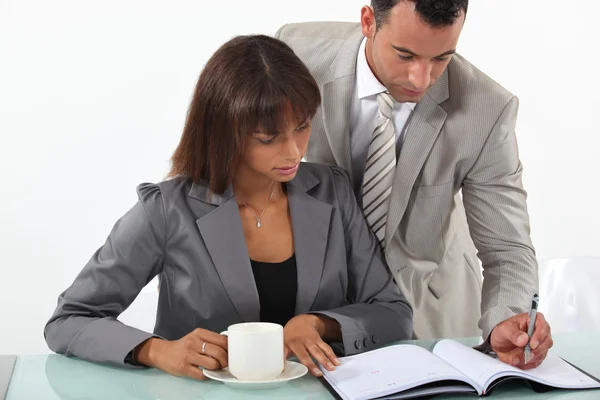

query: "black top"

left=250, top=253, right=298, bottom=327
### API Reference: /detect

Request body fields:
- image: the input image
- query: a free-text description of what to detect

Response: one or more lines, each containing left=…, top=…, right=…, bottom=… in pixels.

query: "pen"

left=524, top=294, right=539, bottom=364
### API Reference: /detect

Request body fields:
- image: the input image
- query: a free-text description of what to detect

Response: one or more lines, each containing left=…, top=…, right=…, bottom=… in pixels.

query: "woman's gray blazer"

left=44, top=163, right=413, bottom=366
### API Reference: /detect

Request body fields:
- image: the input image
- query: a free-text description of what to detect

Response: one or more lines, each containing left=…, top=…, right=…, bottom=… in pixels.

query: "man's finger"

left=524, top=348, right=549, bottom=368
left=519, top=354, right=545, bottom=370
left=536, top=332, right=554, bottom=355
left=507, top=324, right=529, bottom=348
left=496, top=347, right=526, bottom=367
left=530, top=313, right=550, bottom=350
left=526, top=334, right=553, bottom=364
left=534, top=312, right=548, bottom=329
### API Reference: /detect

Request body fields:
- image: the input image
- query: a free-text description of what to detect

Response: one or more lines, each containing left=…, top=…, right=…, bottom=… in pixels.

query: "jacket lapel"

left=384, top=69, right=450, bottom=249
left=190, top=165, right=333, bottom=322
left=287, top=168, right=333, bottom=315
left=320, top=28, right=365, bottom=178
left=191, top=183, right=260, bottom=322
left=321, top=77, right=354, bottom=174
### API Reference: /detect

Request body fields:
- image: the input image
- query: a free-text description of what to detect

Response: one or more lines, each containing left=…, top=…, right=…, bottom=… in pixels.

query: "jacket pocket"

left=427, top=233, right=458, bottom=299
left=414, top=181, right=454, bottom=198
left=403, top=182, right=455, bottom=261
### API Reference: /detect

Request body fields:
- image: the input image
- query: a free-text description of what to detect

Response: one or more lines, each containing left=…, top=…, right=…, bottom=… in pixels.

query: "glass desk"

left=5, top=332, right=600, bottom=399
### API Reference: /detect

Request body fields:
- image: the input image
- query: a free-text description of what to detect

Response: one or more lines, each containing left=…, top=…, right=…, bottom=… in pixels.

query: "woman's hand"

left=135, top=328, right=228, bottom=380
left=284, top=314, right=341, bottom=377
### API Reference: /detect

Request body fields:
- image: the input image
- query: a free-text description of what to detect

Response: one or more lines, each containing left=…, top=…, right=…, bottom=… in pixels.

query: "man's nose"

left=408, top=60, right=432, bottom=91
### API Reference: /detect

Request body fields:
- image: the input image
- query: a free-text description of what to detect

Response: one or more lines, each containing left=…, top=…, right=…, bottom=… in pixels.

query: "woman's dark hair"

left=169, top=35, right=321, bottom=194
left=372, top=0, right=468, bottom=29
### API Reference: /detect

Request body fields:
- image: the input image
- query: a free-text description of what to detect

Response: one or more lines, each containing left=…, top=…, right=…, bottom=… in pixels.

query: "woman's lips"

left=274, top=163, right=300, bottom=175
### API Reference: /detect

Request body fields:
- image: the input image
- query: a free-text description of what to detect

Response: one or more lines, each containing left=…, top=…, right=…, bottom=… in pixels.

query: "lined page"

left=321, top=344, right=475, bottom=400
left=432, top=339, right=600, bottom=393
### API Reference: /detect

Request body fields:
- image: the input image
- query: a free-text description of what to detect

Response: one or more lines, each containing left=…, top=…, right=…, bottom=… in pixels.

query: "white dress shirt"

left=349, top=37, right=415, bottom=192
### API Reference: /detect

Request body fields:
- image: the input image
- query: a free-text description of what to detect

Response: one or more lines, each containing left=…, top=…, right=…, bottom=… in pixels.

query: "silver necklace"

left=240, top=186, right=276, bottom=228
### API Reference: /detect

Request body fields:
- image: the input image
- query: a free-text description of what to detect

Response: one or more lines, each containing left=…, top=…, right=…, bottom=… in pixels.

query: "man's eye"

left=398, top=55, right=413, bottom=61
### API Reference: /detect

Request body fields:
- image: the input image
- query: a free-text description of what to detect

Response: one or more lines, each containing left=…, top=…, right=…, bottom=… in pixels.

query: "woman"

left=44, top=35, right=413, bottom=380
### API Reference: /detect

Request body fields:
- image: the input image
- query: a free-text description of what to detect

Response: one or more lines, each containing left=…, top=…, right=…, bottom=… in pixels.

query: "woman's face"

left=238, top=117, right=311, bottom=184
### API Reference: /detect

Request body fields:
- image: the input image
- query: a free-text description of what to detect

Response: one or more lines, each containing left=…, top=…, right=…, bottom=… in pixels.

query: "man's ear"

left=360, top=6, right=377, bottom=39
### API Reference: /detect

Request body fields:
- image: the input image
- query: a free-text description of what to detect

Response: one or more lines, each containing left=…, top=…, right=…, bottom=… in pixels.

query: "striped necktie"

left=362, top=92, right=396, bottom=247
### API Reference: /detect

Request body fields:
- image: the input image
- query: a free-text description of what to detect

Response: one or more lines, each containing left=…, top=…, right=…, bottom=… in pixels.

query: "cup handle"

left=220, top=331, right=228, bottom=336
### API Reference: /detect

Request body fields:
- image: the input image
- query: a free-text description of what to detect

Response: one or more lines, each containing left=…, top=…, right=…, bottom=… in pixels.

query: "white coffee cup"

left=221, top=322, right=284, bottom=381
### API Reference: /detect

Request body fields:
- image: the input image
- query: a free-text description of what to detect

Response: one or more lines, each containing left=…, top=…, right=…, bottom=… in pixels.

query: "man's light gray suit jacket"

left=276, top=22, right=538, bottom=340
left=44, top=163, right=413, bottom=366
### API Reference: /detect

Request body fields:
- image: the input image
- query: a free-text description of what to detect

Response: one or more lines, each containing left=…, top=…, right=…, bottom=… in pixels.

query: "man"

left=276, top=0, right=552, bottom=369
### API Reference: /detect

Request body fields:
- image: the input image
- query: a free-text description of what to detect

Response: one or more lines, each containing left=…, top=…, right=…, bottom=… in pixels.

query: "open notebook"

left=320, top=339, right=600, bottom=400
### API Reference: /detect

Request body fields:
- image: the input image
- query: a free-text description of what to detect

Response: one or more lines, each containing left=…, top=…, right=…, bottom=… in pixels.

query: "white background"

left=1, top=0, right=598, bottom=355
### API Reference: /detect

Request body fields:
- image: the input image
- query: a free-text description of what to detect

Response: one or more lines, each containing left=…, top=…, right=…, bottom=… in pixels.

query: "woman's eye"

left=258, top=137, right=275, bottom=144
left=296, top=123, right=310, bottom=131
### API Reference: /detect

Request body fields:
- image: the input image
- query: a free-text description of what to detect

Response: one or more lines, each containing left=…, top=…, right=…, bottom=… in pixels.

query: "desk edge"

left=0, top=356, right=17, bottom=400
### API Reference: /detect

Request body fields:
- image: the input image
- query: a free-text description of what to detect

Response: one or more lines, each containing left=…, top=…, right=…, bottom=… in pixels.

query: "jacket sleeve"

left=44, top=183, right=166, bottom=367
left=462, top=96, right=538, bottom=340
left=314, top=166, right=413, bottom=355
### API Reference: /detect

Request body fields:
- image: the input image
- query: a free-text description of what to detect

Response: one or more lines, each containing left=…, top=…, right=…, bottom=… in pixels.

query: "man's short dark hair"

left=371, top=0, right=468, bottom=29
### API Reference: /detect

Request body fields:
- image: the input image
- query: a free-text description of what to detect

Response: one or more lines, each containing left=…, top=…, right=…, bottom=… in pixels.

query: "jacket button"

left=354, top=339, right=362, bottom=350
left=372, top=335, right=379, bottom=344
left=363, top=338, right=369, bottom=348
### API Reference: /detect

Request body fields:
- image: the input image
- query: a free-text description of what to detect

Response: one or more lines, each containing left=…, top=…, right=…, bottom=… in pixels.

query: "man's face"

left=361, top=1, right=465, bottom=103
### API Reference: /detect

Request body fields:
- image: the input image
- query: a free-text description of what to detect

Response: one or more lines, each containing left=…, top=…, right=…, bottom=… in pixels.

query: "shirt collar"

left=356, top=37, right=416, bottom=110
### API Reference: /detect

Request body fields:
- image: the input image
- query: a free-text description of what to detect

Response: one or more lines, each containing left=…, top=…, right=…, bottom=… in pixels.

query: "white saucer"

left=203, top=361, right=308, bottom=389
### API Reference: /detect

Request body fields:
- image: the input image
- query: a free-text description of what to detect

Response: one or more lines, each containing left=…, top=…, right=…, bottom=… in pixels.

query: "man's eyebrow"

left=392, top=45, right=418, bottom=56
left=391, top=45, right=456, bottom=58
left=435, top=49, right=456, bottom=58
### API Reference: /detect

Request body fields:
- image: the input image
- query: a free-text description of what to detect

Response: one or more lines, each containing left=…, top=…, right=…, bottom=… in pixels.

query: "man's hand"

left=490, top=312, right=553, bottom=370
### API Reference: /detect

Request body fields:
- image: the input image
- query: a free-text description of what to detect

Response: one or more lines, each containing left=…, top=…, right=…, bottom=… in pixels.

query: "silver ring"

left=201, top=341, right=207, bottom=354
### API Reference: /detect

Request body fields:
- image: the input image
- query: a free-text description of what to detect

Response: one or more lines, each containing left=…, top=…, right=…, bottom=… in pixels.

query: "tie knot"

left=377, top=92, right=394, bottom=119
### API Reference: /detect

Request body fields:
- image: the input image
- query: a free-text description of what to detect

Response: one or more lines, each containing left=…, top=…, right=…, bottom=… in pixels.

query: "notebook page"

left=432, top=339, right=600, bottom=392
left=321, top=344, right=476, bottom=400
left=505, top=354, right=600, bottom=390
